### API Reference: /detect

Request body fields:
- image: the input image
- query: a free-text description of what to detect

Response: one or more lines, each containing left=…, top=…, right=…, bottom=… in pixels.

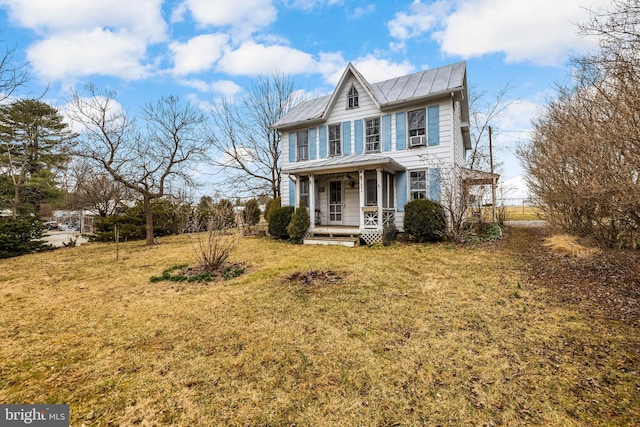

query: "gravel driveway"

left=44, top=231, right=89, bottom=248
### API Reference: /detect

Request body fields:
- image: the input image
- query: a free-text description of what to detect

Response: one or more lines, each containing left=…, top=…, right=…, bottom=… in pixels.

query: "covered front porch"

left=284, top=154, right=403, bottom=244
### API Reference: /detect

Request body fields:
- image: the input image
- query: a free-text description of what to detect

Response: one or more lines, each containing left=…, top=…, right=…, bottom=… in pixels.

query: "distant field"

left=470, top=205, right=545, bottom=222
left=0, top=228, right=637, bottom=426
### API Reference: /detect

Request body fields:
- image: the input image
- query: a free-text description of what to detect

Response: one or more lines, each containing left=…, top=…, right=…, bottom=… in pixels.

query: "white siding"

left=384, top=98, right=454, bottom=170
left=282, top=131, right=290, bottom=164
left=282, top=174, right=292, bottom=206
left=452, top=100, right=466, bottom=167
left=324, top=77, right=381, bottom=125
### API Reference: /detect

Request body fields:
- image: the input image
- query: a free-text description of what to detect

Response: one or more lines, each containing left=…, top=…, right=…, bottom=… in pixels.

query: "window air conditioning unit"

left=409, top=135, right=426, bottom=147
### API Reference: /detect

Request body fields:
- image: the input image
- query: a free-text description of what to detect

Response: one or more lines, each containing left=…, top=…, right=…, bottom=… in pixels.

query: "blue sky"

left=0, top=0, right=610, bottom=198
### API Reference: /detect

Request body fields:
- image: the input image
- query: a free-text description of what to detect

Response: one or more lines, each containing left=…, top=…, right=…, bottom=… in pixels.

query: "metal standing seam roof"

left=282, top=153, right=403, bottom=175
left=272, top=61, right=466, bottom=129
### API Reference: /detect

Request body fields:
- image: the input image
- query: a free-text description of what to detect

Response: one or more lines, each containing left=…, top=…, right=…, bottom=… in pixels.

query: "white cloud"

left=62, top=95, right=127, bottom=135
left=352, top=4, right=376, bottom=19
left=353, top=55, right=415, bottom=84
left=283, top=0, right=343, bottom=10
left=0, top=0, right=167, bottom=81
left=217, top=41, right=317, bottom=76
left=317, top=53, right=416, bottom=86
left=183, top=0, right=277, bottom=37
left=181, top=78, right=242, bottom=96
left=387, top=0, right=447, bottom=40
left=316, top=52, right=347, bottom=86
left=170, top=3, right=188, bottom=23
left=169, top=34, right=230, bottom=75
left=27, top=29, right=151, bottom=80
left=0, top=0, right=166, bottom=42
left=388, top=0, right=611, bottom=66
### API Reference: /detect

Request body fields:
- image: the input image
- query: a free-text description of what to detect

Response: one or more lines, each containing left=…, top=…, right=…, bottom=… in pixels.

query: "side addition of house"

left=272, top=61, right=472, bottom=244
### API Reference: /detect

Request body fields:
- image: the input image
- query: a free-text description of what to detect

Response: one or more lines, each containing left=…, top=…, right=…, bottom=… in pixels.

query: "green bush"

left=265, top=196, right=281, bottom=224
left=268, top=205, right=294, bottom=239
left=287, top=206, right=310, bottom=242
left=92, top=199, right=185, bottom=242
left=403, top=199, right=446, bottom=242
left=92, top=214, right=144, bottom=242
left=215, top=199, right=236, bottom=229
left=243, top=199, right=261, bottom=225
left=0, top=217, right=50, bottom=258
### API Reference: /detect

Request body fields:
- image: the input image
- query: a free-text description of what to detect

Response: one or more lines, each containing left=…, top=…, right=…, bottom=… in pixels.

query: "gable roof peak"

left=322, top=61, right=379, bottom=118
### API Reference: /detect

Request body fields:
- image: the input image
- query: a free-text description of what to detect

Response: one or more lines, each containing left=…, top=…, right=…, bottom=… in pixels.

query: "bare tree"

left=65, top=160, right=131, bottom=217
left=68, top=86, right=207, bottom=245
left=467, top=83, right=517, bottom=171
left=208, top=73, right=299, bottom=199
left=190, top=197, right=239, bottom=271
left=0, top=43, right=28, bottom=102
left=520, top=0, right=640, bottom=248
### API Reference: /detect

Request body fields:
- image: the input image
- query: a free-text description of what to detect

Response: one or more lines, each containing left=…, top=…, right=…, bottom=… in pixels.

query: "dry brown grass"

left=543, top=234, right=600, bottom=258
left=0, top=231, right=638, bottom=426
left=501, top=205, right=545, bottom=221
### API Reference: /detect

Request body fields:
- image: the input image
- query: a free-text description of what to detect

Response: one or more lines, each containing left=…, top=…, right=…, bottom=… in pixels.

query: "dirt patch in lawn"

left=286, top=270, right=343, bottom=286
left=504, top=225, right=640, bottom=326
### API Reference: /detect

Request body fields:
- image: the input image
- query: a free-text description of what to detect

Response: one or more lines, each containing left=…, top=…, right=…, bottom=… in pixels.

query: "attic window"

left=347, top=85, right=359, bottom=109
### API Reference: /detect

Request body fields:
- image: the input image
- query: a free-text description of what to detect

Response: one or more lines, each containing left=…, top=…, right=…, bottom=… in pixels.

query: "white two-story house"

left=272, top=61, right=472, bottom=244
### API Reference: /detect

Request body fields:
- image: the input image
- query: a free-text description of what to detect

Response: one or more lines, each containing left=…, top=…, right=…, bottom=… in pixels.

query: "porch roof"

left=282, top=153, right=403, bottom=175
left=462, top=168, right=500, bottom=186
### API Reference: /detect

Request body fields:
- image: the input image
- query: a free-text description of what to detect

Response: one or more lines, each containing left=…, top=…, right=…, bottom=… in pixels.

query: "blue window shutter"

left=396, top=112, right=406, bottom=150
left=429, top=168, right=441, bottom=201
left=354, top=119, right=363, bottom=154
left=396, top=171, right=407, bottom=212
left=342, top=121, right=351, bottom=155
left=382, top=114, right=391, bottom=152
left=428, top=105, right=440, bottom=146
left=309, top=128, right=316, bottom=160
left=288, top=132, right=296, bottom=162
left=288, top=178, right=295, bottom=206
left=319, top=126, right=327, bottom=158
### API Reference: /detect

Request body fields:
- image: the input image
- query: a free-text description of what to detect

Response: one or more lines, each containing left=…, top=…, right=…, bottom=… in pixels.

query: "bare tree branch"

left=208, top=73, right=299, bottom=199
left=68, top=86, right=207, bottom=245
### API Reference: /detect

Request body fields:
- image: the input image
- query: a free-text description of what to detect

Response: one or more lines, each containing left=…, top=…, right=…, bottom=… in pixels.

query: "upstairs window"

left=408, top=109, right=426, bottom=147
left=329, top=124, right=341, bottom=156
left=365, top=117, right=380, bottom=152
left=347, top=85, right=359, bottom=109
left=296, top=129, right=308, bottom=161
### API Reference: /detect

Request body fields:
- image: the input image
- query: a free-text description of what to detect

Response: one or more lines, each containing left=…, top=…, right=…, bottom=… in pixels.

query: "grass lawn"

left=0, top=228, right=638, bottom=426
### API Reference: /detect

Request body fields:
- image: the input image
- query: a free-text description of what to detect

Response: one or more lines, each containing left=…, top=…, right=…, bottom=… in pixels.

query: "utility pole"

left=489, top=126, right=497, bottom=223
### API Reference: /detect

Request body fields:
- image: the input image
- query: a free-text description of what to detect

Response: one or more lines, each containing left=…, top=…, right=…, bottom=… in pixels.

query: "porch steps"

left=303, top=236, right=360, bottom=247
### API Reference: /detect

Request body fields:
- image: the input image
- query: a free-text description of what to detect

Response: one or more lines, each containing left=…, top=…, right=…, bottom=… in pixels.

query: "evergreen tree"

left=0, top=99, right=76, bottom=217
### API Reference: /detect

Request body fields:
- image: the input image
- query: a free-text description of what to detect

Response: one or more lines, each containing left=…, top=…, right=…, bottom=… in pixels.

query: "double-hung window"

left=347, top=85, right=359, bottom=109
left=408, top=109, right=426, bottom=147
left=296, top=129, right=308, bottom=161
left=328, top=124, right=341, bottom=156
left=299, top=176, right=309, bottom=208
left=409, top=170, right=427, bottom=200
left=365, top=117, right=380, bottom=152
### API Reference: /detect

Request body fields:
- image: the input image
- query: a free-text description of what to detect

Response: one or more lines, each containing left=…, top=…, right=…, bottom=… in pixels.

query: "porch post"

left=294, top=175, right=300, bottom=208
left=308, top=174, right=316, bottom=228
left=358, top=169, right=365, bottom=230
left=376, top=168, right=383, bottom=231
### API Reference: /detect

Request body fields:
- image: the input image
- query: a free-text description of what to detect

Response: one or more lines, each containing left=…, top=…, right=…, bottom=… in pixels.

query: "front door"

left=329, top=180, right=342, bottom=224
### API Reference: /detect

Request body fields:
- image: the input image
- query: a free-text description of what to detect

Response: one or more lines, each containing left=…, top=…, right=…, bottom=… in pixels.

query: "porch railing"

left=362, top=207, right=396, bottom=229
